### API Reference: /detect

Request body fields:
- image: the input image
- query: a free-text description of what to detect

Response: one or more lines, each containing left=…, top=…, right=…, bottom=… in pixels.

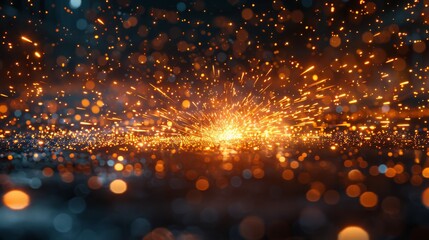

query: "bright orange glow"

left=110, top=179, right=127, bottom=194
left=338, top=226, right=369, bottom=240
left=422, top=168, right=429, bottom=178
left=422, top=188, right=429, bottom=208
left=182, top=99, right=191, bottom=109
left=114, top=163, right=124, bottom=171
left=81, top=99, right=90, bottom=107
left=3, top=190, right=30, bottom=210
left=91, top=105, right=100, bottom=114
left=210, top=125, right=243, bottom=142
left=0, top=104, right=8, bottom=114
left=359, top=191, right=378, bottom=208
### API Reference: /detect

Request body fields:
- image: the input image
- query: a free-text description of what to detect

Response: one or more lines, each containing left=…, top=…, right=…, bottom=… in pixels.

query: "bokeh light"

left=239, top=216, right=265, bottom=240
left=338, top=226, right=369, bottom=240
left=2, top=190, right=30, bottom=210
left=110, top=179, right=127, bottom=194
left=359, top=192, right=378, bottom=208
left=422, top=188, right=429, bottom=208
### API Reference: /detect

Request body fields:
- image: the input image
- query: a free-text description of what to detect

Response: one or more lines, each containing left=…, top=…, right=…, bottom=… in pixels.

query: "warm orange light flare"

left=2, top=190, right=30, bottom=210
left=109, top=179, right=127, bottom=194
left=338, top=226, right=369, bottom=240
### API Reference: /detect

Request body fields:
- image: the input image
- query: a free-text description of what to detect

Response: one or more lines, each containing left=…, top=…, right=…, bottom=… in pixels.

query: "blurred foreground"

left=2, top=145, right=429, bottom=240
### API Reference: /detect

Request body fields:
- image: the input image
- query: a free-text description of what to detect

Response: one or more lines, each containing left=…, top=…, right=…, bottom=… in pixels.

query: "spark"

left=96, top=18, right=105, bottom=25
left=149, top=83, right=174, bottom=102
left=300, top=66, right=315, bottom=76
left=21, top=36, right=33, bottom=43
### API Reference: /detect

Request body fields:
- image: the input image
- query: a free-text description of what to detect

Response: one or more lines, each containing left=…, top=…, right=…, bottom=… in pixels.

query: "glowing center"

left=215, top=127, right=243, bottom=142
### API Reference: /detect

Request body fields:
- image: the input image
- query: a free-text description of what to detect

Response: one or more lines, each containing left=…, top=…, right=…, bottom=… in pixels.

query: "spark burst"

left=2, top=1, right=429, bottom=239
